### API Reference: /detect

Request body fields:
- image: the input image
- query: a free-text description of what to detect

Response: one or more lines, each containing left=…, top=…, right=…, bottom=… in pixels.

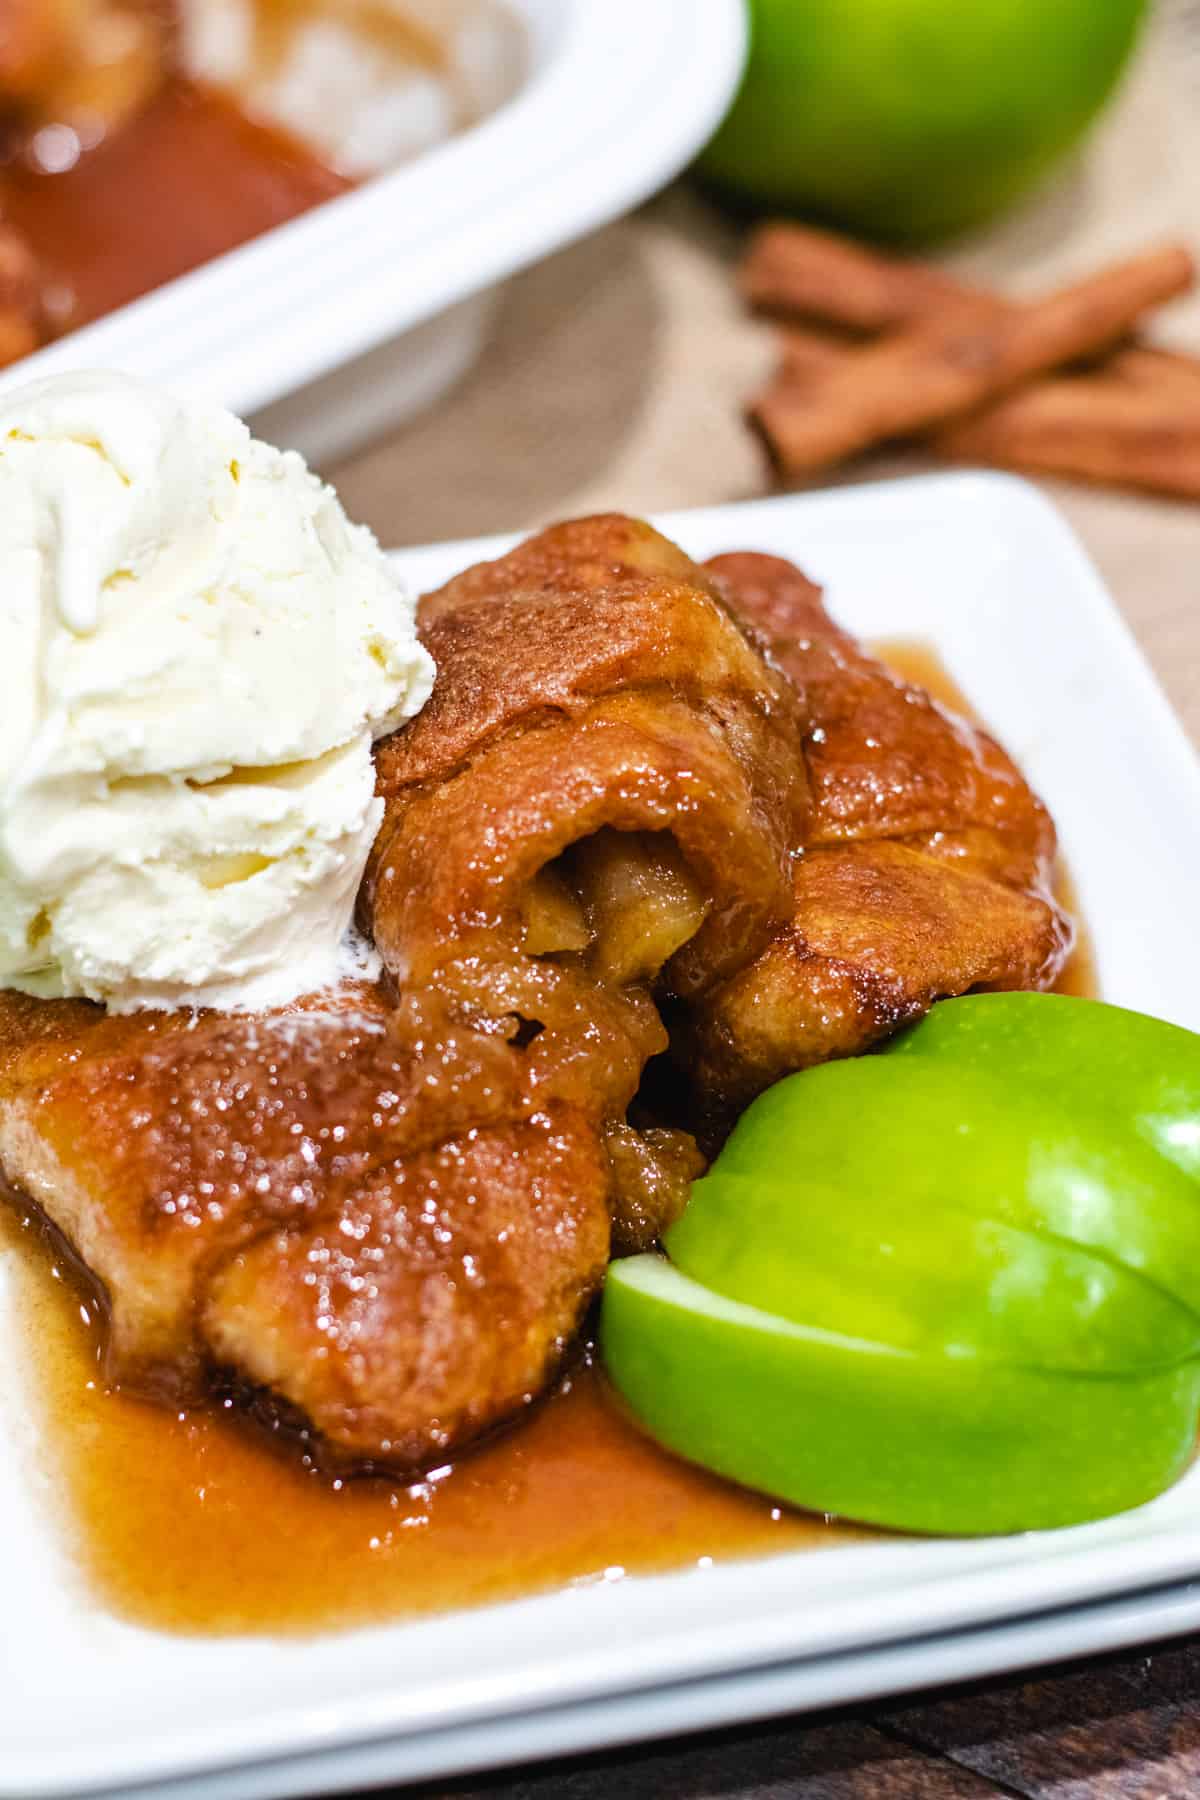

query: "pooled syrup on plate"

left=0, top=645, right=1093, bottom=1637
left=0, top=1205, right=859, bottom=1637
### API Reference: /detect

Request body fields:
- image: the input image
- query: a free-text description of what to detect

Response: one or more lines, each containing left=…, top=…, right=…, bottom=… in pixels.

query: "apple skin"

left=667, top=1171, right=1200, bottom=1375
left=708, top=1053, right=1200, bottom=1320
left=698, top=0, right=1148, bottom=244
left=887, top=993, right=1200, bottom=1185
left=602, top=1256, right=1200, bottom=1536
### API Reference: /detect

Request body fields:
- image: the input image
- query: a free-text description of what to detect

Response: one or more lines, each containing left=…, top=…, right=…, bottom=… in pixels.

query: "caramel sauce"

left=0, top=643, right=1088, bottom=1639
left=0, top=2, right=526, bottom=349
left=1046, top=867, right=1098, bottom=1000
left=1, top=79, right=349, bottom=337
left=873, top=639, right=1098, bottom=1002
left=870, top=639, right=988, bottom=721
left=0, top=1205, right=853, bottom=1638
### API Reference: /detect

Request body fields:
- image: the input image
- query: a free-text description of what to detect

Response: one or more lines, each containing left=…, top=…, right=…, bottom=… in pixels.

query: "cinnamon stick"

left=740, top=221, right=976, bottom=332
left=784, top=329, right=1200, bottom=399
left=776, top=323, right=851, bottom=381
left=750, top=244, right=1196, bottom=477
left=742, top=223, right=1200, bottom=381
left=1105, top=344, right=1200, bottom=393
left=935, top=373, right=1200, bottom=499
left=769, top=320, right=1200, bottom=497
left=780, top=332, right=1200, bottom=401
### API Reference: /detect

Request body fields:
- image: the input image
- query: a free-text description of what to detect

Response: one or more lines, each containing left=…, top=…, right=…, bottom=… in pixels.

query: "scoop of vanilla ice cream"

left=0, top=371, right=434, bottom=1012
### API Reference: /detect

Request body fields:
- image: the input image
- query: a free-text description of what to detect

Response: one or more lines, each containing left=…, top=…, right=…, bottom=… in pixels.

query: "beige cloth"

left=333, top=2, right=1199, bottom=745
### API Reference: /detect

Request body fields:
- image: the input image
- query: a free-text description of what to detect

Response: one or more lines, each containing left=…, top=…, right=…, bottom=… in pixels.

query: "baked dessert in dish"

left=0, top=0, right=523, bottom=362
left=0, top=509, right=1072, bottom=1475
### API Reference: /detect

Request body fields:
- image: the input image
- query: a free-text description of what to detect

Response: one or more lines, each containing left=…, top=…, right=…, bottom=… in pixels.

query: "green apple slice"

left=601, top=1255, right=1200, bottom=1536
left=888, top=993, right=1200, bottom=1185
left=710, top=1057, right=1200, bottom=1320
left=667, top=1173, right=1200, bottom=1373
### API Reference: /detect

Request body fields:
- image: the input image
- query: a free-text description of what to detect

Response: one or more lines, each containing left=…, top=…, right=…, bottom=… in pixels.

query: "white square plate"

left=3, top=474, right=1199, bottom=1800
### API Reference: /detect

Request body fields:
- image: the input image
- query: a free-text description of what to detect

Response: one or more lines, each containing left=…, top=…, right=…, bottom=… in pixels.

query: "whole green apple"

left=700, top=0, right=1148, bottom=243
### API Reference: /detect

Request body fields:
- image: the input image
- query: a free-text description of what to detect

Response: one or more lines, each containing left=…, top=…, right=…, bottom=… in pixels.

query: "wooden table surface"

left=410, top=1638, right=1200, bottom=1797
left=326, top=11, right=1200, bottom=1793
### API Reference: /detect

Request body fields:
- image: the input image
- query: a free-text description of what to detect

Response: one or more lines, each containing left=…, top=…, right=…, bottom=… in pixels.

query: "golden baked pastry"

left=0, top=513, right=1070, bottom=1471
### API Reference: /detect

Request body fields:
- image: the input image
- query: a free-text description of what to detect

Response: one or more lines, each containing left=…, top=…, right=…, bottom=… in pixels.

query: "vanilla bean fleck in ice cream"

left=0, top=371, right=434, bottom=1012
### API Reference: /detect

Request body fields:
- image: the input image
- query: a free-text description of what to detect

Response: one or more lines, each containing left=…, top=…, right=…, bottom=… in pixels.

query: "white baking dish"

left=0, top=0, right=747, bottom=462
